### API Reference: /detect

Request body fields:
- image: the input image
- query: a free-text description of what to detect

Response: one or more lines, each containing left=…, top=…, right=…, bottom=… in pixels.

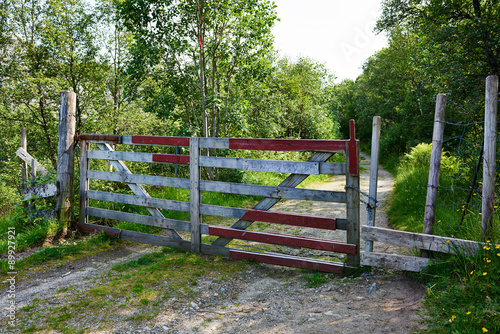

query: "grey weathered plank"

left=361, top=225, right=482, bottom=256
left=199, top=137, right=229, bottom=149
left=86, top=207, right=192, bottom=232
left=56, top=91, right=76, bottom=226
left=212, top=152, right=335, bottom=247
left=360, top=252, right=430, bottom=272
left=190, top=137, right=201, bottom=253
left=423, top=94, right=447, bottom=235
left=16, top=148, right=48, bottom=177
left=482, top=75, right=498, bottom=238
left=88, top=150, right=153, bottom=163
left=200, top=156, right=321, bottom=174
left=365, top=116, right=381, bottom=252
left=88, top=170, right=191, bottom=189
left=88, top=170, right=345, bottom=203
left=79, top=140, right=89, bottom=226
left=87, top=190, right=191, bottom=212
left=22, top=181, right=58, bottom=201
left=96, top=143, right=182, bottom=240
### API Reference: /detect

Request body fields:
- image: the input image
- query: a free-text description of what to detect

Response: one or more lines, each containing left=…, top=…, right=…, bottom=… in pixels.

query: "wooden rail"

left=79, top=121, right=360, bottom=272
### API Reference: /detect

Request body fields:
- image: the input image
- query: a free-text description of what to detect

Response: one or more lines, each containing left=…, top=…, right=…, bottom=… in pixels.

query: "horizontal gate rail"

left=79, top=120, right=360, bottom=272
left=208, top=226, right=356, bottom=253
left=86, top=190, right=347, bottom=230
left=86, top=150, right=345, bottom=175
left=87, top=170, right=346, bottom=202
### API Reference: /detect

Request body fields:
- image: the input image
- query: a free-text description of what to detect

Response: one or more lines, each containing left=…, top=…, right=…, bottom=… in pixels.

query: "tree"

left=117, top=0, right=278, bottom=138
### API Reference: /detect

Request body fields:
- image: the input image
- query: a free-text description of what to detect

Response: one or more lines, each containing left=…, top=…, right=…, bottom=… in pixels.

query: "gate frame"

left=78, top=121, right=360, bottom=272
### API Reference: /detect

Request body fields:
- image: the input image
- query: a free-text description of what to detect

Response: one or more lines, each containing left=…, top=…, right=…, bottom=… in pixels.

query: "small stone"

left=324, top=311, right=334, bottom=316
left=367, top=283, right=378, bottom=295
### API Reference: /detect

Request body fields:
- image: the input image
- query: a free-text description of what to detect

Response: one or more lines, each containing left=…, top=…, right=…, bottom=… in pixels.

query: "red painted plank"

left=152, top=154, right=190, bottom=164
left=348, top=120, right=358, bottom=175
left=229, top=250, right=345, bottom=273
left=132, top=135, right=189, bottom=146
left=77, top=134, right=121, bottom=143
left=208, top=226, right=356, bottom=254
left=229, top=138, right=346, bottom=152
left=241, top=209, right=336, bottom=230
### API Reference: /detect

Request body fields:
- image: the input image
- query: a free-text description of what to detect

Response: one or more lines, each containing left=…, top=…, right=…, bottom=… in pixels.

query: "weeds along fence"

left=77, top=122, right=361, bottom=273
left=361, top=75, right=498, bottom=272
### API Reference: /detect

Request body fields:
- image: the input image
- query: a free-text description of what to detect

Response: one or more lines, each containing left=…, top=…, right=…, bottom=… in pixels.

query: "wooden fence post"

left=21, top=128, right=28, bottom=188
left=346, top=120, right=360, bottom=266
left=423, top=94, right=447, bottom=236
left=56, top=91, right=76, bottom=231
left=190, top=137, right=201, bottom=253
left=79, top=139, right=89, bottom=226
left=482, top=75, right=498, bottom=240
left=365, top=116, right=381, bottom=252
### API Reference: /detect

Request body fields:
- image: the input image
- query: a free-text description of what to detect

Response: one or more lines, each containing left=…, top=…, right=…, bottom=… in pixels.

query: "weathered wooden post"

left=346, top=120, right=360, bottom=266
left=190, top=137, right=201, bottom=253
left=423, top=94, right=447, bottom=236
left=365, top=116, right=381, bottom=252
left=481, top=75, right=498, bottom=240
left=21, top=128, right=28, bottom=189
left=56, top=91, right=76, bottom=232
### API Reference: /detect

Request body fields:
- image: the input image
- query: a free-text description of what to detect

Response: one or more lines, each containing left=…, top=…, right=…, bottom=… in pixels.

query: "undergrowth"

left=387, top=142, right=500, bottom=333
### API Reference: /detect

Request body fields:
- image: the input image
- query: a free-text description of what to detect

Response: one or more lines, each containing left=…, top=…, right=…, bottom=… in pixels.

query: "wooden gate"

left=78, top=121, right=360, bottom=273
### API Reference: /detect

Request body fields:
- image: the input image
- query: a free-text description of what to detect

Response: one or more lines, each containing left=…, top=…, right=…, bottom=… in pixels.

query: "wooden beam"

left=15, top=147, right=48, bottom=177
left=86, top=207, right=192, bottom=232
left=361, top=225, right=481, bottom=256
left=423, top=94, right=446, bottom=235
left=366, top=116, right=381, bottom=252
left=482, top=75, right=498, bottom=239
left=346, top=137, right=360, bottom=266
left=87, top=170, right=346, bottom=203
left=56, top=91, right=76, bottom=228
left=22, top=181, right=58, bottom=201
left=129, top=135, right=189, bottom=146
left=21, top=128, right=28, bottom=189
left=229, top=249, right=346, bottom=273
left=152, top=154, right=189, bottom=164
left=79, top=140, right=89, bottom=226
left=208, top=226, right=356, bottom=253
left=228, top=138, right=346, bottom=152
left=241, top=209, right=337, bottom=230
left=190, top=137, right=201, bottom=253
left=361, top=252, right=430, bottom=272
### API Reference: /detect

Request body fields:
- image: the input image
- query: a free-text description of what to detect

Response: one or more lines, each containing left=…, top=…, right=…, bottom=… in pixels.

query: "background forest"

left=1, top=0, right=499, bottom=220
left=1, top=1, right=500, bottom=332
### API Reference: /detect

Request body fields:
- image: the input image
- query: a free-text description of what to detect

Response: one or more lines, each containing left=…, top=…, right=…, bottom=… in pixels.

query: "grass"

left=386, top=142, right=500, bottom=333
left=6, top=247, right=248, bottom=332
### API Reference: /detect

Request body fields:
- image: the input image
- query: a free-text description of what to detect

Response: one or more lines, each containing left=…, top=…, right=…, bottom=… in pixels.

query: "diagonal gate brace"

left=96, top=143, right=182, bottom=240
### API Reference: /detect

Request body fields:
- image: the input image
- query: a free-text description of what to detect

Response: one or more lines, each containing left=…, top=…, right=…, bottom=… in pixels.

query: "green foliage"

left=301, top=272, right=332, bottom=288
left=418, top=240, right=500, bottom=333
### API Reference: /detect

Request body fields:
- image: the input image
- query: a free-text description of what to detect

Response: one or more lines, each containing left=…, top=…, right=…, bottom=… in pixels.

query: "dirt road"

left=0, top=153, right=425, bottom=333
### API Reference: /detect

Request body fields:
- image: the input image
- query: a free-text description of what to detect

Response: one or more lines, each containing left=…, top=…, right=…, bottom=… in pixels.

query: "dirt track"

left=0, top=153, right=425, bottom=333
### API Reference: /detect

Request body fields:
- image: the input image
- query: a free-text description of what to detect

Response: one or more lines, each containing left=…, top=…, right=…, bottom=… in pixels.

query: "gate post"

left=57, top=91, right=76, bottom=231
left=190, top=137, right=201, bottom=253
left=346, top=120, right=360, bottom=266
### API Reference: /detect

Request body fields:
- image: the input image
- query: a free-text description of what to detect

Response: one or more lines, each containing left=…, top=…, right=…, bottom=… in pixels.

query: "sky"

left=272, top=0, right=388, bottom=82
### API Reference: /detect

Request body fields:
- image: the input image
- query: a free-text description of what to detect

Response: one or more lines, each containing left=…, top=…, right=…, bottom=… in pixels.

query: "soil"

left=0, top=153, right=426, bottom=334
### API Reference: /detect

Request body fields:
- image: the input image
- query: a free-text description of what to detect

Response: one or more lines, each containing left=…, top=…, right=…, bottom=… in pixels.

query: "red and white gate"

left=78, top=120, right=360, bottom=273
